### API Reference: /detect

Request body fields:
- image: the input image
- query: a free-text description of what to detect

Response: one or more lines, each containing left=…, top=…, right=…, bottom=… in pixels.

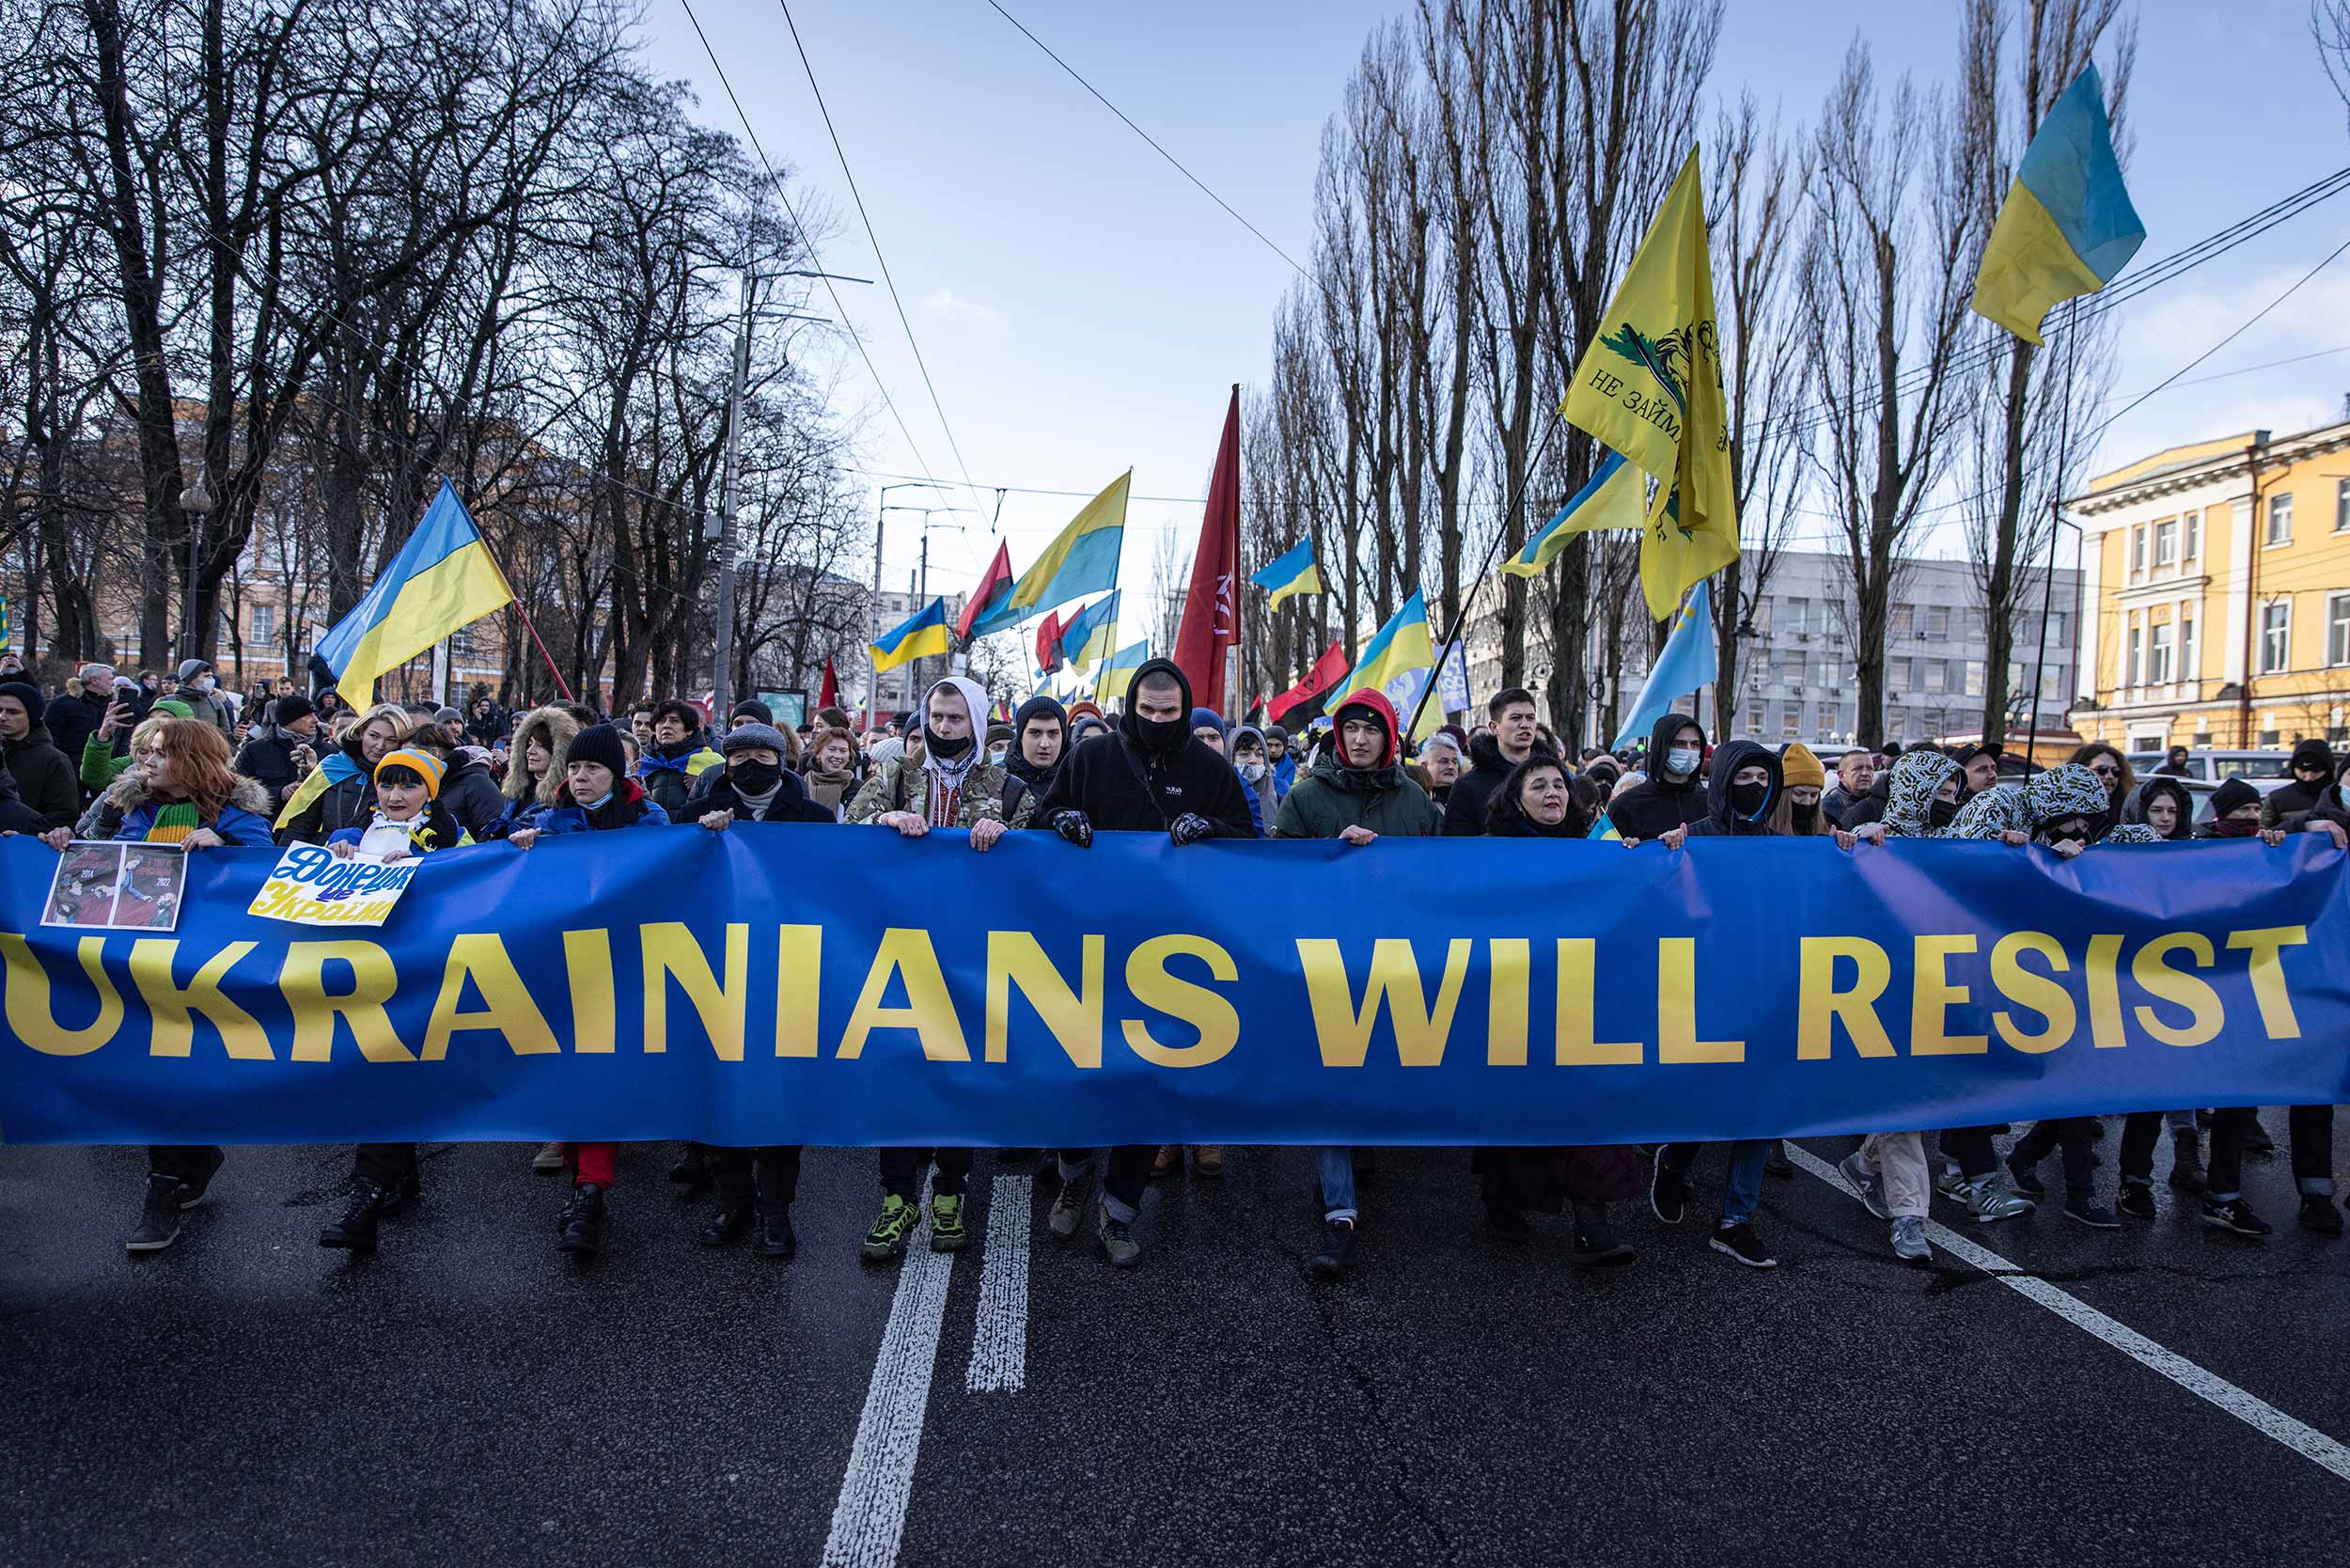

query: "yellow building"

left=2069, top=420, right=2350, bottom=752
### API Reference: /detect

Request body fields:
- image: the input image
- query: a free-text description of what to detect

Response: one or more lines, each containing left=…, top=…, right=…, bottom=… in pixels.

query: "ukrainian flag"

left=966, top=472, right=1130, bottom=637
left=1971, top=63, right=2144, bottom=345
left=871, top=597, right=951, bottom=674
left=1588, top=815, right=1622, bottom=842
left=1059, top=590, right=1121, bottom=676
left=1247, top=538, right=1324, bottom=610
left=1342, top=589, right=1441, bottom=738
left=314, top=479, right=513, bottom=706
left=1502, top=451, right=1645, bottom=577
left=1093, top=638, right=1150, bottom=705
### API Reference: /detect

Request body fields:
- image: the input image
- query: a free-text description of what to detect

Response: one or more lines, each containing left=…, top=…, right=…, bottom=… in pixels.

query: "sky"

left=640, top=0, right=2350, bottom=628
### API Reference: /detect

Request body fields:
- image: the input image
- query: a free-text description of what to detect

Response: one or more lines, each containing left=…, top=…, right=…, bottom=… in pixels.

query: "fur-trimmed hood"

left=102, top=763, right=273, bottom=820
left=505, top=704, right=580, bottom=806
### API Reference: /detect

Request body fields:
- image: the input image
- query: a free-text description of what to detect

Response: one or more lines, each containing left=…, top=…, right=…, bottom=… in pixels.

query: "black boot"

left=668, top=1145, right=714, bottom=1189
left=2168, top=1128, right=2206, bottom=1193
left=1483, top=1204, right=1532, bottom=1245
left=698, top=1203, right=751, bottom=1247
left=758, top=1206, right=797, bottom=1258
left=319, top=1176, right=415, bottom=1251
left=1571, top=1202, right=1637, bottom=1267
left=558, top=1184, right=605, bottom=1253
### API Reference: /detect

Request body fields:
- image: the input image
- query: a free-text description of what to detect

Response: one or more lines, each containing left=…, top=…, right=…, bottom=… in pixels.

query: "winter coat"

left=1604, top=713, right=1709, bottom=841
left=0, top=767, right=43, bottom=835
left=3, top=722, right=82, bottom=831
left=1683, top=739, right=1784, bottom=837
left=2264, top=739, right=2339, bottom=825
left=325, top=801, right=468, bottom=855
left=436, top=750, right=509, bottom=842
left=1230, top=724, right=1280, bottom=832
left=1879, top=750, right=1962, bottom=839
left=1441, top=730, right=1521, bottom=838
left=636, top=738, right=725, bottom=820
left=107, top=773, right=276, bottom=847
left=2120, top=776, right=2196, bottom=842
left=172, top=684, right=236, bottom=738
left=846, top=756, right=1016, bottom=828
left=687, top=768, right=838, bottom=826
left=81, top=733, right=139, bottom=792
left=1271, top=691, right=1433, bottom=840
left=233, top=725, right=315, bottom=802
left=503, top=705, right=581, bottom=812
left=43, top=691, right=109, bottom=771
left=1027, top=659, right=1258, bottom=839
left=463, top=699, right=508, bottom=749
left=531, top=776, right=671, bottom=835
left=279, top=731, right=384, bottom=846
left=1838, top=771, right=1893, bottom=829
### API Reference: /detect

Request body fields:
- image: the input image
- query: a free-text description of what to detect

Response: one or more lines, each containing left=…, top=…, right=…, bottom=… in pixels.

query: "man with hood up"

left=0, top=681, right=86, bottom=830
left=1272, top=687, right=1434, bottom=1282
left=1027, top=657, right=1257, bottom=1267
left=997, top=693, right=1067, bottom=829
left=1230, top=724, right=1280, bottom=829
left=2265, top=738, right=2337, bottom=824
left=1443, top=687, right=1542, bottom=837
left=1604, top=712, right=1709, bottom=842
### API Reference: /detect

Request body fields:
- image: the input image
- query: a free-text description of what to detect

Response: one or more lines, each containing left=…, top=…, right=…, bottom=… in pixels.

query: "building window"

left=1925, top=604, right=1950, bottom=637
left=1920, top=659, right=1946, bottom=693
left=2130, top=525, right=2146, bottom=579
left=2338, top=479, right=2350, bottom=533
left=2267, top=493, right=2294, bottom=546
left=2329, top=593, right=2350, bottom=667
left=2125, top=619, right=2142, bottom=686
left=2149, top=620, right=2174, bottom=684
left=250, top=604, right=275, bottom=643
left=2181, top=613, right=2197, bottom=686
left=2260, top=600, right=2291, bottom=673
left=1781, top=652, right=1805, bottom=687
left=1781, top=708, right=1802, bottom=740
left=1889, top=603, right=1914, bottom=636
left=2050, top=611, right=2066, bottom=644
left=1886, top=656, right=1907, bottom=688
left=1964, top=606, right=1984, bottom=638
left=2182, top=510, right=2200, bottom=562
left=449, top=627, right=475, bottom=661
left=1749, top=597, right=1772, bottom=632
left=1785, top=598, right=1808, bottom=635
left=1744, top=706, right=1763, bottom=736
left=2154, top=519, right=2177, bottom=570
left=1965, top=660, right=1985, bottom=697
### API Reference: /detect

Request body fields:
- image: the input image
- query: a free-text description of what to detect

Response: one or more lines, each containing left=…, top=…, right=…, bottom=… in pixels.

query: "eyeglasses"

left=2089, top=763, right=2119, bottom=777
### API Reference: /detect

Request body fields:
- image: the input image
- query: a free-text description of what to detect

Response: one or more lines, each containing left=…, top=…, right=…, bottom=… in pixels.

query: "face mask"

left=926, top=729, right=973, bottom=760
left=729, top=760, right=782, bottom=796
left=1792, top=799, right=1819, bottom=830
left=2213, top=817, right=2260, bottom=839
left=583, top=789, right=615, bottom=811
left=2038, top=817, right=2091, bottom=849
left=987, top=745, right=1009, bottom=766
left=1237, top=760, right=1266, bottom=783
left=1136, top=712, right=1188, bottom=753
left=1928, top=797, right=1959, bottom=828
left=1666, top=745, right=1700, bottom=777
left=1729, top=780, right=1771, bottom=819
left=194, top=675, right=215, bottom=694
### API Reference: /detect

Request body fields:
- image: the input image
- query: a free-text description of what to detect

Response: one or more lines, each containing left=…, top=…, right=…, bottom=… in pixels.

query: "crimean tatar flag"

left=1501, top=451, right=1646, bottom=578
left=966, top=472, right=1130, bottom=636
left=1248, top=538, right=1324, bottom=610
left=1970, top=64, right=2144, bottom=346
left=871, top=597, right=951, bottom=675
left=1561, top=148, right=1738, bottom=620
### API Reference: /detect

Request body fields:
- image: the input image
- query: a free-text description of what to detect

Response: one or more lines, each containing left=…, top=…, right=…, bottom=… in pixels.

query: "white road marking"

left=965, top=1174, right=1030, bottom=1393
left=821, top=1185, right=958, bottom=1568
left=1786, top=1140, right=2350, bottom=1483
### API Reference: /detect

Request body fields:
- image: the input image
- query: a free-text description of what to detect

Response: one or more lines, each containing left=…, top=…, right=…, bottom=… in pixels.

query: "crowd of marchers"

left=3, top=647, right=2346, bottom=1278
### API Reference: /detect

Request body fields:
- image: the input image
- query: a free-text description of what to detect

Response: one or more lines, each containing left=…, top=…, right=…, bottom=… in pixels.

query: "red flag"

left=958, top=541, right=1014, bottom=640
left=1264, top=638, right=1350, bottom=725
left=819, top=658, right=838, bottom=712
left=1172, top=385, right=1242, bottom=712
left=1035, top=610, right=1065, bottom=676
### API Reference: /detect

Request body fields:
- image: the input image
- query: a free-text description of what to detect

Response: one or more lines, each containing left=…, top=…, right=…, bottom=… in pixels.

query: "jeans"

left=2291, top=1105, right=2338, bottom=1197
left=1662, top=1139, right=1771, bottom=1227
left=1315, top=1148, right=1356, bottom=1223
left=1938, top=1126, right=2002, bottom=1181
left=1057, top=1147, right=1155, bottom=1222
left=880, top=1147, right=972, bottom=1201
left=2200, top=1106, right=2262, bottom=1201
left=2013, top=1117, right=2098, bottom=1197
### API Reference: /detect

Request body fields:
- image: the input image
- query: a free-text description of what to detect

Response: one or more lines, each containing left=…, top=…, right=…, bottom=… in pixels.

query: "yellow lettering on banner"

left=2133, top=933, right=2221, bottom=1047
left=1990, top=933, right=2073, bottom=1053
left=1796, top=937, right=1894, bottom=1060
left=129, top=940, right=267, bottom=1059
left=2084, top=933, right=2126, bottom=1048
left=1297, top=938, right=1470, bottom=1068
left=641, top=922, right=748, bottom=1060
left=1485, top=938, right=1529, bottom=1066
left=1658, top=937, right=1741, bottom=1063
left=2227, top=926, right=2307, bottom=1040
left=838, top=928, right=969, bottom=1061
left=1, top=933, right=122, bottom=1057
left=280, top=942, right=414, bottom=1063
left=985, top=932, right=1104, bottom=1068
left=562, top=930, right=616, bottom=1054
left=776, top=925, right=822, bottom=1058
left=1908, top=935, right=1987, bottom=1057
left=1122, top=934, right=1238, bottom=1068
left=423, top=934, right=557, bottom=1060
left=1558, top=938, right=1641, bottom=1066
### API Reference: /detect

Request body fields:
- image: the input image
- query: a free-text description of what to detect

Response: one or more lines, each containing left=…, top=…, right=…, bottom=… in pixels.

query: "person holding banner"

left=279, top=703, right=415, bottom=846
left=1606, top=714, right=1710, bottom=843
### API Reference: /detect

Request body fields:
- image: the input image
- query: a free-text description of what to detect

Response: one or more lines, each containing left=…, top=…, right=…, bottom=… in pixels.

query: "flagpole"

left=2023, top=296, right=2080, bottom=770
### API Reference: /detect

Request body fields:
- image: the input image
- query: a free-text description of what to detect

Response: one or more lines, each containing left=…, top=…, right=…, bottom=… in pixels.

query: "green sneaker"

left=860, top=1195, right=915, bottom=1262
left=929, top=1192, right=967, bottom=1252
left=1095, top=1203, right=1142, bottom=1268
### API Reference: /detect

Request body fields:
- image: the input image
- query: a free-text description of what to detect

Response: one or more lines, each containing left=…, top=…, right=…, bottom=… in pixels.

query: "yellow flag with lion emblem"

left=1561, top=147, right=1738, bottom=620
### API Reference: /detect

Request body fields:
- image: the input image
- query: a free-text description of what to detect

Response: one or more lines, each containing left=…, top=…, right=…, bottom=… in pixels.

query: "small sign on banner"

left=40, top=840, right=185, bottom=932
left=246, top=843, right=420, bottom=927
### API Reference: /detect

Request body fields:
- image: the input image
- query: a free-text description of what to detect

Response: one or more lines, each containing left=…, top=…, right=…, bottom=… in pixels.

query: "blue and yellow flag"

left=871, top=597, right=951, bottom=674
left=966, top=472, right=1129, bottom=637
left=1093, top=638, right=1150, bottom=705
left=1971, top=64, right=2144, bottom=345
left=1502, top=451, right=1646, bottom=578
left=1059, top=590, right=1122, bottom=676
left=314, top=479, right=513, bottom=706
left=1247, top=539, right=1324, bottom=610
left=1342, top=589, right=1443, bottom=740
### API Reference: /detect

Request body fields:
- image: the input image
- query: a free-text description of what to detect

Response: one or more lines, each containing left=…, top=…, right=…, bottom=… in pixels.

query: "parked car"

left=2124, top=747, right=2288, bottom=784
left=2178, top=774, right=2291, bottom=825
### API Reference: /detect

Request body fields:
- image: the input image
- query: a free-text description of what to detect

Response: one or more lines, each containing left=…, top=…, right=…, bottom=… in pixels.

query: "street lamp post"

left=870, top=483, right=950, bottom=728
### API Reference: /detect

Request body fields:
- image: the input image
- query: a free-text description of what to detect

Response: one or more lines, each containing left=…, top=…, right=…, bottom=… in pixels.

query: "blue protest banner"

left=1, top=832, right=2344, bottom=1147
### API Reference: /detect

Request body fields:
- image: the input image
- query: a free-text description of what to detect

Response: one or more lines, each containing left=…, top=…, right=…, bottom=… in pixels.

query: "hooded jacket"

left=2, top=719, right=80, bottom=830
left=1272, top=689, right=1433, bottom=840
left=1604, top=713, right=1708, bottom=841
left=2272, top=758, right=2350, bottom=839
left=847, top=675, right=1014, bottom=828
left=2120, top=776, right=2195, bottom=842
left=534, top=775, right=670, bottom=834
left=2265, top=738, right=2339, bottom=824
left=0, top=763, right=44, bottom=835
left=99, top=769, right=276, bottom=847
left=1441, top=729, right=1526, bottom=838
left=1028, top=658, right=1257, bottom=838
left=636, top=735, right=725, bottom=819
left=1879, top=750, right=1962, bottom=839
left=1949, top=762, right=2112, bottom=842
left=484, top=704, right=579, bottom=839
left=691, top=765, right=836, bottom=825
left=1230, top=723, right=1281, bottom=830
left=999, top=693, right=1068, bottom=826
left=1684, top=739, right=1783, bottom=837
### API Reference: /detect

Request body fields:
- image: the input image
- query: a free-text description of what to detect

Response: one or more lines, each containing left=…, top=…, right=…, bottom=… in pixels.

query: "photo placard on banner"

left=39, top=840, right=185, bottom=932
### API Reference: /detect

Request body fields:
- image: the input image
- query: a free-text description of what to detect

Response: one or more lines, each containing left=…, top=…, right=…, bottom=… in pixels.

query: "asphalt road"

left=3, top=1119, right=2345, bottom=1566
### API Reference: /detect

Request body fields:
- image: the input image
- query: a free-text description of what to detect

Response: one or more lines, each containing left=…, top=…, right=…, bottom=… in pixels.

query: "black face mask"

left=729, top=760, right=782, bottom=796
left=2038, top=816, right=2092, bottom=848
left=1729, top=781, right=1771, bottom=820
left=1134, top=711, right=1188, bottom=754
left=925, top=729, right=973, bottom=760
left=1928, top=797, right=1959, bottom=828
left=2212, top=817, right=2260, bottom=839
left=1792, top=799, right=1819, bottom=830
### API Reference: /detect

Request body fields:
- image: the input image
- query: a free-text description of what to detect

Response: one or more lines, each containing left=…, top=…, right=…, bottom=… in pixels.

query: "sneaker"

left=1484, top=1205, right=1532, bottom=1246
left=2063, top=1197, right=2121, bottom=1230
left=1047, top=1179, right=1087, bottom=1241
left=1307, top=1218, right=1357, bottom=1280
left=556, top=1184, right=605, bottom=1253
left=1889, top=1215, right=1932, bottom=1262
left=2116, top=1183, right=2157, bottom=1221
left=531, top=1141, right=568, bottom=1174
left=319, top=1176, right=415, bottom=1251
left=2168, top=1132, right=2205, bottom=1193
left=1957, top=1175, right=2034, bottom=1223
left=1934, top=1162, right=1967, bottom=1198
left=2299, top=1194, right=2344, bottom=1236
left=1838, top=1151, right=1890, bottom=1220
left=1149, top=1145, right=1179, bottom=1178
left=860, top=1195, right=916, bottom=1262
left=1650, top=1154, right=1689, bottom=1226
left=2005, top=1152, right=2046, bottom=1199
left=1193, top=1145, right=1226, bottom=1178
left=2200, top=1197, right=2271, bottom=1237
left=698, top=1204, right=751, bottom=1247
left=929, top=1193, right=967, bottom=1252
left=1763, top=1143, right=1795, bottom=1179
left=758, top=1207, right=798, bottom=1258
left=1096, top=1204, right=1142, bottom=1268
left=125, top=1174, right=192, bottom=1253
left=1570, top=1205, right=1637, bottom=1267
left=1709, top=1221, right=1777, bottom=1269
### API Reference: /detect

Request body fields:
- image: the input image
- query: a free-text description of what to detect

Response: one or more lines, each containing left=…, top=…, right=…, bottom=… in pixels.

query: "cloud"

left=923, top=290, right=1008, bottom=335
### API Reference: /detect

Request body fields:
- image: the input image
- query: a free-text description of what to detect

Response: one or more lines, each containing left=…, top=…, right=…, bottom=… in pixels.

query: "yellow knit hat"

left=375, top=747, right=447, bottom=798
left=1779, top=742, right=1827, bottom=792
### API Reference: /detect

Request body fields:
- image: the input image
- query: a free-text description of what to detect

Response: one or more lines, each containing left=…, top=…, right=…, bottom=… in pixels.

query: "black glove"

left=1050, top=809, right=1093, bottom=849
left=1169, top=812, right=1216, bottom=847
